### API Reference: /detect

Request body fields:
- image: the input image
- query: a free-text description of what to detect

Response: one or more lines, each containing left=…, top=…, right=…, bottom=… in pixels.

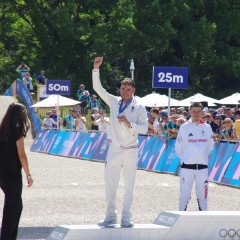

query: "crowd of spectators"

left=147, top=106, right=240, bottom=141
left=42, top=103, right=240, bottom=142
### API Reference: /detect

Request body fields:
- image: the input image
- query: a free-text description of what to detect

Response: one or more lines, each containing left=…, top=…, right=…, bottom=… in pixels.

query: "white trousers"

left=104, top=144, right=138, bottom=219
left=179, top=168, right=209, bottom=211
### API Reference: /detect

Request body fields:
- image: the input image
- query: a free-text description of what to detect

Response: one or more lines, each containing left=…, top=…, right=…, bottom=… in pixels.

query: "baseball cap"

left=234, top=110, right=240, bottom=115
left=212, top=111, right=219, bottom=116
left=93, top=107, right=99, bottom=111
left=213, top=113, right=221, bottom=119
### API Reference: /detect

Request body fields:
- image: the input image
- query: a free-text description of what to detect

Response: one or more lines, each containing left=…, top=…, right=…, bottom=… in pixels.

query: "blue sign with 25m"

left=46, top=80, right=71, bottom=95
left=152, top=66, right=188, bottom=89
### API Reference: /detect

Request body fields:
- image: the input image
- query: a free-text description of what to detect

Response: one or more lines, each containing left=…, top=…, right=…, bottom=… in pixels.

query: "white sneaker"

left=98, top=215, right=117, bottom=226
left=121, top=218, right=134, bottom=227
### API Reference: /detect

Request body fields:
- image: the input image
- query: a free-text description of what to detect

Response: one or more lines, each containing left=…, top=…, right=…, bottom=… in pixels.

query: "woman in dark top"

left=0, top=103, right=33, bottom=240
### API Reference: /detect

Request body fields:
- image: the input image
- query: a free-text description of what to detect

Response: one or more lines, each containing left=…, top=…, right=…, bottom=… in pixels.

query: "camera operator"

left=16, top=63, right=30, bottom=82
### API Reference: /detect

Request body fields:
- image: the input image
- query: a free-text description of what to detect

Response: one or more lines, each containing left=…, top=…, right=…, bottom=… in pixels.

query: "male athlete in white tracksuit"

left=92, top=57, right=148, bottom=227
left=175, top=102, right=214, bottom=211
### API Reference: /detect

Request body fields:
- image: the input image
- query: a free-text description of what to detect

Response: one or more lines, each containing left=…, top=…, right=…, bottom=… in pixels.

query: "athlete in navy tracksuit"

left=175, top=102, right=214, bottom=211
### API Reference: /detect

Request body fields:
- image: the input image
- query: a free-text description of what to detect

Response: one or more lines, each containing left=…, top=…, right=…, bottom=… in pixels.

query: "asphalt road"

left=0, top=96, right=239, bottom=239
left=0, top=136, right=239, bottom=239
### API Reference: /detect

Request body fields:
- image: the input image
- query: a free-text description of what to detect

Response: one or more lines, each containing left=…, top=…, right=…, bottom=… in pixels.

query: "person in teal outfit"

left=16, top=63, right=30, bottom=82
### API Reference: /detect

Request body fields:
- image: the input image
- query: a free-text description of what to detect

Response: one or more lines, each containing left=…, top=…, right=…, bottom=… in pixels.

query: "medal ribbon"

left=118, top=98, right=132, bottom=115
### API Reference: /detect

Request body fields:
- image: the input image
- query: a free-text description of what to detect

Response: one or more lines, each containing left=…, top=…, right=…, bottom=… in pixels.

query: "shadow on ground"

left=17, top=227, right=54, bottom=239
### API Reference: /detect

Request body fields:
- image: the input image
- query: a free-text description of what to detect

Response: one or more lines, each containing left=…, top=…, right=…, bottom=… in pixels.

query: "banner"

left=30, top=129, right=49, bottom=152
left=221, top=145, right=240, bottom=187
left=138, top=136, right=156, bottom=169
left=208, top=142, right=238, bottom=183
left=91, top=134, right=109, bottom=161
left=39, top=130, right=58, bottom=153
left=3, top=83, right=13, bottom=96
left=15, top=80, right=42, bottom=134
left=154, top=139, right=180, bottom=174
left=31, top=130, right=240, bottom=188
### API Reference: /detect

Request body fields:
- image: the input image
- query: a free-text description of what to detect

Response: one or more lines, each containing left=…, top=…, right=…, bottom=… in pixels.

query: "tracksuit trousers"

left=0, top=173, right=23, bottom=240
left=104, top=144, right=138, bottom=219
left=179, top=168, right=208, bottom=211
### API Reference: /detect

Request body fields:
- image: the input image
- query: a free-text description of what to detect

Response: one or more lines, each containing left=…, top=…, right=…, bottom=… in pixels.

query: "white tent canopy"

left=31, top=95, right=81, bottom=108
left=218, top=92, right=240, bottom=105
left=140, top=92, right=180, bottom=107
left=178, top=93, right=219, bottom=107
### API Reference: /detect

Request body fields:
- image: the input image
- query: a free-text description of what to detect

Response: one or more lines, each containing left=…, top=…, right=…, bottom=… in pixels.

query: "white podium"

left=47, top=211, right=240, bottom=240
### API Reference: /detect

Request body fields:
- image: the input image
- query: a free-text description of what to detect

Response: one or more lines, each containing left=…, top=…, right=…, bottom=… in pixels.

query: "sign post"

left=46, top=80, right=71, bottom=130
left=152, top=66, right=188, bottom=114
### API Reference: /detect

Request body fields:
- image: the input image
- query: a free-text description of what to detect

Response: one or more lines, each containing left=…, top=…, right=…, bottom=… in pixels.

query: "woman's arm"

left=16, top=137, right=33, bottom=187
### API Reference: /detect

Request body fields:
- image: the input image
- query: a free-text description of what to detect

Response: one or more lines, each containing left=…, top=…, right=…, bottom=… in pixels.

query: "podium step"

left=46, top=224, right=169, bottom=240
left=47, top=211, right=240, bottom=240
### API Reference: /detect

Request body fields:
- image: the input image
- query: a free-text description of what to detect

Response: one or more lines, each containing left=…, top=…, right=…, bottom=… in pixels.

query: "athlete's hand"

left=118, top=115, right=131, bottom=128
left=94, top=57, right=103, bottom=69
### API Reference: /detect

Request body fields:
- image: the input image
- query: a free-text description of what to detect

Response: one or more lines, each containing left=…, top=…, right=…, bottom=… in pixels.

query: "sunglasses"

left=223, top=121, right=231, bottom=124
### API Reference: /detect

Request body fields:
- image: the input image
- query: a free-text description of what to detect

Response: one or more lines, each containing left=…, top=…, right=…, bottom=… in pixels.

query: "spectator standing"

left=16, top=63, right=30, bottom=82
left=74, top=112, right=87, bottom=131
left=170, top=108, right=176, bottom=116
left=210, top=114, right=222, bottom=139
left=43, top=112, right=56, bottom=129
left=0, top=103, right=33, bottom=240
left=23, top=72, right=33, bottom=91
left=87, top=94, right=101, bottom=112
left=50, top=109, right=57, bottom=122
left=175, top=102, right=214, bottom=211
left=77, top=84, right=90, bottom=113
left=91, top=107, right=100, bottom=131
left=218, top=118, right=233, bottom=141
left=79, top=90, right=91, bottom=115
left=36, top=70, right=46, bottom=85
left=176, top=117, right=186, bottom=128
left=64, top=109, right=75, bottom=130
left=162, top=114, right=176, bottom=137
left=203, top=113, right=212, bottom=124
left=224, top=108, right=234, bottom=121
left=93, top=57, right=148, bottom=227
left=146, top=112, right=154, bottom=135
left=94, top=110, right=110, bottom=132
left=233, top=110, right=240, bottom=140
left=77, top=84, right=86, bottom=100
left=169, top=114, right=179, bottom=138
left=150, top=109, right=160, bottom=134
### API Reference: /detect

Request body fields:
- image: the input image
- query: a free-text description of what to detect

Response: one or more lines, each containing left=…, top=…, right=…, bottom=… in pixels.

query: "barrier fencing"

left=31, top=129, right=240, bottom=188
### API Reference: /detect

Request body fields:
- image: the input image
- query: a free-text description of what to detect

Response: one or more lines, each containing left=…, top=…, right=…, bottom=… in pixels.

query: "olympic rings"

left=219, top=228, right=240, bottom=238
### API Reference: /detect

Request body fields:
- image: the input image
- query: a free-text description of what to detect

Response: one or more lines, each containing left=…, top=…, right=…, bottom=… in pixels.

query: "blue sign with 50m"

left=152, top=66, right=188, bottom=89
left=46, top=80, right=71, bottom=95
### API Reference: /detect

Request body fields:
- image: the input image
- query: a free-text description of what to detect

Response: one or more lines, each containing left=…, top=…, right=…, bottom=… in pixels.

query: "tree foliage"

left=0, top=0, right=239, bottom=99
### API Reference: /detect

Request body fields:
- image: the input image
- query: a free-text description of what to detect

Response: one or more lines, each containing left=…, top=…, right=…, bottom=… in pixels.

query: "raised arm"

left=92, top=57, right=114, bottom=106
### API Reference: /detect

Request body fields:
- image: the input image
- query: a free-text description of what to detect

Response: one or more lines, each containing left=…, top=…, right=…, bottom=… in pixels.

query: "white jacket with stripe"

left=175, top=119, right=214, bottom=165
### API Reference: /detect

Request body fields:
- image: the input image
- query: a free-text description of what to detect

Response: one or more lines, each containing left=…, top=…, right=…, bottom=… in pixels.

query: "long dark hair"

left=0, top=103, right=30, bottom=142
